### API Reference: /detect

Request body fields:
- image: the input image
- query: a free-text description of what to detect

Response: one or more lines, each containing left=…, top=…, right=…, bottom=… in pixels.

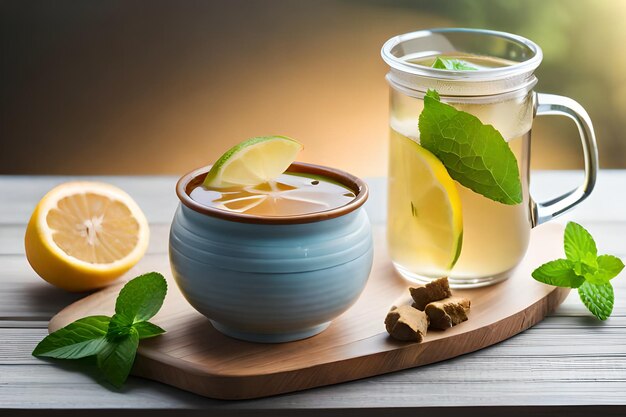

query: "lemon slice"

left=25, top=182, right=149, bottom=292
left=388, top=133, right=463, bottom=271
left=203, top=136, right=303, bottom=188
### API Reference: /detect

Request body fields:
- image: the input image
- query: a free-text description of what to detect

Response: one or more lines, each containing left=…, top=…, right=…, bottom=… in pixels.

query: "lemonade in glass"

left=382, top=29, right=598, bottom=287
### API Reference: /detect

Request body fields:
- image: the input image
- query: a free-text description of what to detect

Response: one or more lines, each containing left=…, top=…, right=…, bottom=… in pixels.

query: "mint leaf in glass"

left=531, top=259, right=584, bottom=288
left=532, top=222, right=623, bottom=320
left=578, top=281, right=614, bottom=320
left=33, top=316, right=110, bottom=359
left=419, top=90, right=523, bottom=205
left=432, top=57, right=478, bottom=71
left=32, top=272, right=167, bottom=388
left=114, top=272, right=168, bottom=325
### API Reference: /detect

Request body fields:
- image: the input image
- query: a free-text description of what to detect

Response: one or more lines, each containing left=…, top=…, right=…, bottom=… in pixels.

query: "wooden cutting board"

left=49, top=223, right=569, bottom=400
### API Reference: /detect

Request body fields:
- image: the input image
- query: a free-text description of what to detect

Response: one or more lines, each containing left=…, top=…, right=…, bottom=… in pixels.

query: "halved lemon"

left=24, top=182, right=149, bottom=292
left=203, top=136, right=303, bottom=188
left=388, top=133, right=463, bottom=271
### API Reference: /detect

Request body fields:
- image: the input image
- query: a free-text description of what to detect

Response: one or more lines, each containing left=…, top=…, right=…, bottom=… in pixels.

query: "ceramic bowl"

left=169, top=162, right=373, bottom=343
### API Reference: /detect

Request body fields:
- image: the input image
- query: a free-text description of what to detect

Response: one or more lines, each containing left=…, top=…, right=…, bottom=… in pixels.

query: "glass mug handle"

left=530, top=93, right=599, bottom=227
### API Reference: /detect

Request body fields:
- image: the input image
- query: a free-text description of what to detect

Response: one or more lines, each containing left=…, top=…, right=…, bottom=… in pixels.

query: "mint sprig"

left=432, top=57, right=478, bottom=71
left=532, top=222, right=624, bottom=320
left=33, top=272, right=167, bottom=387
left=418, top=90, right=523, bottom=205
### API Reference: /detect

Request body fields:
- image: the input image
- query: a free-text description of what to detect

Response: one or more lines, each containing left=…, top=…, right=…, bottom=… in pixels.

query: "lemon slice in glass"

left=389, top=134, right=463, bottom=271
left=203, top=136, right=303, bottom=188
left=25, top=182, right=150, bottom=292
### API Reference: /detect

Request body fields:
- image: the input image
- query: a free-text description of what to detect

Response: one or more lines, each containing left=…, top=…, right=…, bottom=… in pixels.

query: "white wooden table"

left=1, top=172, right=625, bottom=417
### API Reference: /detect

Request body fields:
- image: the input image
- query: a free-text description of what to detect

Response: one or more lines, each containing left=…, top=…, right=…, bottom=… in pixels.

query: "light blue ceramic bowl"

left=169, top=162, right=373, bottom=343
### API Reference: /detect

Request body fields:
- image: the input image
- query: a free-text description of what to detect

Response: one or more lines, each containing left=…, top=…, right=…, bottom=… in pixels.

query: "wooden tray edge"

left=131, top=286, right=570, bottom=400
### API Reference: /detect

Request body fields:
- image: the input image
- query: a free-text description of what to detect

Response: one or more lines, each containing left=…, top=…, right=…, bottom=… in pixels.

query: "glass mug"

left=381, top=28, right=598, bottom=288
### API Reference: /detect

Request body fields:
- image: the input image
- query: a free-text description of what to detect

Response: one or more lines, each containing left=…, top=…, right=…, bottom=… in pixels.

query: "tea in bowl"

left=169, top=137, right=373, bottom=343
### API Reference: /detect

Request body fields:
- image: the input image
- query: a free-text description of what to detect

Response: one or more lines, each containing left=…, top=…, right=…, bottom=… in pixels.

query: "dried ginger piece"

left=385, top=305, right=429, bottom=342
left=409, top=277, right=452, bottom=311
left=425, top=297, right=471, bottom=330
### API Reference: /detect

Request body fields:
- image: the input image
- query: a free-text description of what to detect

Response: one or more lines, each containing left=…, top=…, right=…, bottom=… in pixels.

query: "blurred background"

left=2, top=0, right=625, bottom=177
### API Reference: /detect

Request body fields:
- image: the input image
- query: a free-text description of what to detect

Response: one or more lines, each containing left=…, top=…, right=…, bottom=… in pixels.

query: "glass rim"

left=381, top=28, right=543, bottom=81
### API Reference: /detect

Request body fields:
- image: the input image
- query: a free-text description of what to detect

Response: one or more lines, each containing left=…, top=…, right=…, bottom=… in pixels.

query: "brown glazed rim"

left=176, top=162, right=369, bottom=225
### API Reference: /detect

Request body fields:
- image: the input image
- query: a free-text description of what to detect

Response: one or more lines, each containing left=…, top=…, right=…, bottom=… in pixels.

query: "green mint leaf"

left=564, top=222, right=597, bottom=263
left=115, top=272, right=167, bottom=325
left=431, top=57, right=448, bottom=69
left=133, top=321, right=166, bottom=339
left=425, top=89, right=440, bottom=101
left=107, top=313, right=134, bottom=341
left=578, top=281, right=614, bottom=320
left=32, top=316, right=110, bottom=359
left=597, top=254, right=625, bottom=279
left=531, top=259, right=585, bottom=288
left=97, top=328, right=139, bottom=388
left=432, top=57, right=478, bottom=71
left=574, top=260, right=598, bottom=280
left=31, top=273, right=169, bottom=388
left=532, top=222, right=623, bottom=320
left=584, top=254, right=625, bottom=285
left=418, top=92, right=522, bottom=205
left=108, top=316, right=166, bottom=342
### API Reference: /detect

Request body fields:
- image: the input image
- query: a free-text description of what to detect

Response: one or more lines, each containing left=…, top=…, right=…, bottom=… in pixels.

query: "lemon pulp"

left=46, top=193, right=140, bottom=263
left=25, top=182, right=149, bottom=292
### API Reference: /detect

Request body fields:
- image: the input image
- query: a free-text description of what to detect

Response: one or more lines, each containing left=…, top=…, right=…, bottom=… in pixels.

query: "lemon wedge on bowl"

left=203, top=136, right=303, bottom=188
left=388, top=133, right=463, bottom=271
left=25, top=182, right=149, bottom=292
